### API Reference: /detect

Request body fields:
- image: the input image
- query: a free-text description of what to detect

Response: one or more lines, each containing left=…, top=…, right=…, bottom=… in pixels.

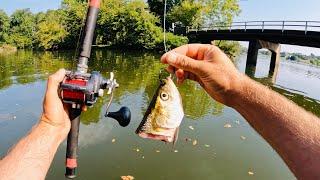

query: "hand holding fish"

left=161, top=44, right=243, bottom=106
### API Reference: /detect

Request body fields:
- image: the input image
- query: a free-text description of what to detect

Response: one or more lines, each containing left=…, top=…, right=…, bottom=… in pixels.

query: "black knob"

left=105, top=107, right=131, bottom=127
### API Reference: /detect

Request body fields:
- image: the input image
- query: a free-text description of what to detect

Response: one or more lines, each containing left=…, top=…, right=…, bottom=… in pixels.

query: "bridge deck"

left=188, top=29, right=320, bottom=48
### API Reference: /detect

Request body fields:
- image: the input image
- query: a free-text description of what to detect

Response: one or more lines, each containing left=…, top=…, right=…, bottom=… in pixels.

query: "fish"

left=135, top=76, right=184, bottom=144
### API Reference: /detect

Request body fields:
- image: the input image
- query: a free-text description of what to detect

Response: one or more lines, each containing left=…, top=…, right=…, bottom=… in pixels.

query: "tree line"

left=0, top=0, right=240, bottom=51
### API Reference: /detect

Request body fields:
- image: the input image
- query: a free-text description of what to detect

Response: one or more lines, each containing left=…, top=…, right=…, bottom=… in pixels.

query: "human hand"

left=40, top=69, right=70, bottom=138
left=161, top=44, right=244, bottom=106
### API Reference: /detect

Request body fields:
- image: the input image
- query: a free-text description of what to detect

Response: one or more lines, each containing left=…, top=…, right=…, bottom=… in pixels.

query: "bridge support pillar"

left=269, top=45, right=281, bottom=79
left=245, top=40, right=280, bottom=80
left=246, top=40, right=260, bottom=75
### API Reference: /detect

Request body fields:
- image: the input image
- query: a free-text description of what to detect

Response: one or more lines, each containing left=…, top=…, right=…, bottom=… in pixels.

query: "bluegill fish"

left=136, top=76, right=184, bottom=143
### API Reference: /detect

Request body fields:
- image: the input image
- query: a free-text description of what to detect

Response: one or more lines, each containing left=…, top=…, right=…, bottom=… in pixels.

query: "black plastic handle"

left=106, top=106, right=131, bottom=127
left=65, top=108, right=81, bottom=179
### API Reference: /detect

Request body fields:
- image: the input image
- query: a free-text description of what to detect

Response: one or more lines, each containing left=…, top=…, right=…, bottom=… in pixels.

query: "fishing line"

left=162, top=0, right=177, bottom=81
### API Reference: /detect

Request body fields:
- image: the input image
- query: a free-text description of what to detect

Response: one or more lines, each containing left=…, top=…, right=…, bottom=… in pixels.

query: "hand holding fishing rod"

left=59, top=0, right=131, bottom=178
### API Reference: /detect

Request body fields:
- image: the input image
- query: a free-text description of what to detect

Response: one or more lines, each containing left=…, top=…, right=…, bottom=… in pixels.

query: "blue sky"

left=1, top=0, right=320, bottom=55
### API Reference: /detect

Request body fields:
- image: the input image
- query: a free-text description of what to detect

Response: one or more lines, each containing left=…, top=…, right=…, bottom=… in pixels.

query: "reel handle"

left=105, top=106, right=131, bottom=127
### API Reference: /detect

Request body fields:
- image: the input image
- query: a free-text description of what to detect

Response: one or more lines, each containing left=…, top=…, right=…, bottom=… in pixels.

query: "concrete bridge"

left=181, top=21, right=320, bottom=79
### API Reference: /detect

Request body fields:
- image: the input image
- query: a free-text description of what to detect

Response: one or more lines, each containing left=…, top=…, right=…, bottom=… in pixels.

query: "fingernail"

left=167, top=52, right=177, bottom=63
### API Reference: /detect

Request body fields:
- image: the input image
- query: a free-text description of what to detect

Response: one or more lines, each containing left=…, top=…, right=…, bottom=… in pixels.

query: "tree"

left=168, top=0, right=203, bottom=27
left=60, top=0, right=88, bottom=49
left=205, top=0, right=240, bottom=26
left=104, top=0, right=163, bottom=49
left=147, top=0, right=180, bottom=27
left=6, top=9, right=35, bottom=48
left=0, top=10, right=10, bottom=44
left=168, top=0, right=240, bottom=28
left=35, top=10, right=67, bottom=50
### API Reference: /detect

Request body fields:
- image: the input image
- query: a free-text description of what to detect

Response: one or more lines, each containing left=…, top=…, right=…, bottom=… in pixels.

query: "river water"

left=0, top=49, right=319, bottom=179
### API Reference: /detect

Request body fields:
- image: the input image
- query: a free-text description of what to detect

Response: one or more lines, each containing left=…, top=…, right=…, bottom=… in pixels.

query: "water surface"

left=1, top=50, right=319, bottom=179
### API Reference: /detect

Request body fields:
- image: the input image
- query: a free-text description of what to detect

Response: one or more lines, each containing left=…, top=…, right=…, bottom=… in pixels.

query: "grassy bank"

left=0, top=44, right=17, bottom=55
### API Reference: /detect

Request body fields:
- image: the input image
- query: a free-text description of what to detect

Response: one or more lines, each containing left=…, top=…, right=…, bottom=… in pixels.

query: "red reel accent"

left=89, top=0, right=100, bottom=8
left=61, top=79, right=87, bottom=103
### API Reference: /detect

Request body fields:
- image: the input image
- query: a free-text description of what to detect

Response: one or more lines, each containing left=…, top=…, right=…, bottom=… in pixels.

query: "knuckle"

left=178, top=56, right=189, bottom=68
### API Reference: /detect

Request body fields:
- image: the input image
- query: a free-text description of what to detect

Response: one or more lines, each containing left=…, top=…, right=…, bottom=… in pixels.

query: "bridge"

left=180, top=21, right=320, bottom=79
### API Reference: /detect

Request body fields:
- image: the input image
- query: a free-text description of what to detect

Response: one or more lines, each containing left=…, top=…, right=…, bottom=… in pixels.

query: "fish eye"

left=160, top=92, right=169, bottom=101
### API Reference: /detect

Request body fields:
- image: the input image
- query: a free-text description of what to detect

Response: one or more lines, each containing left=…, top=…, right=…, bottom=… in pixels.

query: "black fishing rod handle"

left=65, top=107, right=82, bottom=179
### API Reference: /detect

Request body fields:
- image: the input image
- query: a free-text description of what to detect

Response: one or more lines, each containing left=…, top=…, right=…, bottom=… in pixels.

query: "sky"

left=1, top=0, right=320, bottom=55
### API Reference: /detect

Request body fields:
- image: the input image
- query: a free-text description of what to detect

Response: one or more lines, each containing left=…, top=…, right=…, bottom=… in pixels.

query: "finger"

left=46, top=69, right=66, bottom=97
left=166, top=66, right=175, bottom=74
left=161, top=44, right=212, bottom=63
left=175, top=69, right=184, bottom=79
left=82, top=105, right=87, bottom=112
left=163, top=52, right=203, bottom=74
left=175, top=69, right=185, bottom=85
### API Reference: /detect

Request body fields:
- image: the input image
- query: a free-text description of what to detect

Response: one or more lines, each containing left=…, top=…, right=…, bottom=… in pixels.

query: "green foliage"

left=60, top=0, right=87, bottom=49
left=98, top=0, right=187, bottom=50
left=157, top=32, right=188, bottom=50
left=168, top=0, right=203, bottom=27
left=1, top=0, right=239, bottom=53
left=167, top=0, right=240, bottom=28
left=0, top=10, right=10, bottom=44
left=35, top=10, right=67, bottom=50
left=147, top=0, right=180, bottom=26
left=214, top=40, right=240, bottom=58
left=100, top=0, right=161, bottom=49
left=6, top=9, right=35, bottom=48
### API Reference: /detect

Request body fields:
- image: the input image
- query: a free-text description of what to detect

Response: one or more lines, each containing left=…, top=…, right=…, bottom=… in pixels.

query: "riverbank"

left=0, top=45, right=17, bottom=55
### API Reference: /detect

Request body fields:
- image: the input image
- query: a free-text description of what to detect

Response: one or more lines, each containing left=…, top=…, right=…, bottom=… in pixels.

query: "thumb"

left=165, top=52, right=203, bottom=74
left=47, top=68, right=66, bottom=97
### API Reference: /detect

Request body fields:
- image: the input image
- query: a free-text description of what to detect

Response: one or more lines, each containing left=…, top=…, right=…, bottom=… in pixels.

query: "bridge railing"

left=188, top=21, right=320, bottom=34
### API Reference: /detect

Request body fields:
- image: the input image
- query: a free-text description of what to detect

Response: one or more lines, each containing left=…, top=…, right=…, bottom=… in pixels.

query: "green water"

left=1, top=49, right=319, bottom=179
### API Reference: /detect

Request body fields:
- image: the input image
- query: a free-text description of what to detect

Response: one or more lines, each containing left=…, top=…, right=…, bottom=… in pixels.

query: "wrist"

left=224, top=73, right=251, bottom=107
left=38, top=118, right=69, bottom=143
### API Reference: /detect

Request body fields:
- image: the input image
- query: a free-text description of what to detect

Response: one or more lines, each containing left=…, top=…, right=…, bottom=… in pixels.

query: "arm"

left=231, top=75, right=320, bottom=179
left=161, top=44, right=320, bottom=179
left=0, top=69, right=70, bottom=180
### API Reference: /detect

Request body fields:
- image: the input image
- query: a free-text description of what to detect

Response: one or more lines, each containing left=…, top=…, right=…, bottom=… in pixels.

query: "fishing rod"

left=60, top=0, right=131, bottom=178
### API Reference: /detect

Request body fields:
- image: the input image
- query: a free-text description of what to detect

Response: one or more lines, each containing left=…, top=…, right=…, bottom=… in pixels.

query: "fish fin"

left=172, top=127, right=179, bottom=147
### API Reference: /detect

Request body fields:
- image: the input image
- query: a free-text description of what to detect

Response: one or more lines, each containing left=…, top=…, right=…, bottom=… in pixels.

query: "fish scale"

left=136, top=76, right=184, bottom=143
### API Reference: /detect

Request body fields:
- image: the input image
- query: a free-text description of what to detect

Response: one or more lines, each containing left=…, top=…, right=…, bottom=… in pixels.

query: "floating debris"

left=121, top=175, right=135, bottom=180
left=142, top=156, right=145, bottom=159
left=192, top=140, right=198, bottom=146
left=224, top=123, right=232, bottom=128
left=188, top=126, right=194, bottom=130
left=112, top=138, right=116, bottom=143
left=13, top=116, right=16, bottom=119
left=240, top=136, right=246, bottom=140
left=174, top=150, right=178, bottom=153
left=235, top=120, right=240, bottom=125
left=155, top=150, right=160, bottom=153
left=248, top=171, right=254, bottom=175
left=136, top=148, right=140, bottom=152
left=204, top=144, right=210, bottom=148
left=185, top=138, right=192, bottom=142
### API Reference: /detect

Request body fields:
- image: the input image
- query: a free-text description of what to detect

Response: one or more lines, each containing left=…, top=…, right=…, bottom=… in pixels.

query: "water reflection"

left=0, top=50, right=223, bottom=125
left=2, top=49, right=319, bottom=179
